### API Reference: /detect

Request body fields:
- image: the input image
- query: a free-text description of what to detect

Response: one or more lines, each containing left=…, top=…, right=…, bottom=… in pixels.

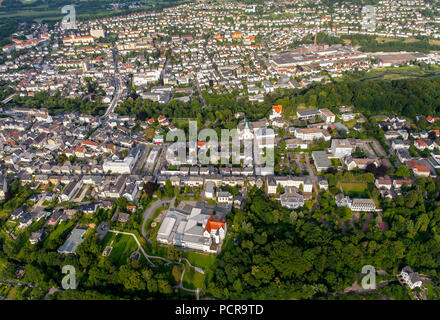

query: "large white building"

left=59, top=179, right=83, bottom=202
left=335, top=193, right=377, bottom=212
left=319, top=108, right=336, bottom=124
left=157, top=208, right=227, bottom=253
left=294, top=128, right=331, bottom=141
left=397, top=266, right=423, bottom=290
left=331, top=139, right=354, bottom=158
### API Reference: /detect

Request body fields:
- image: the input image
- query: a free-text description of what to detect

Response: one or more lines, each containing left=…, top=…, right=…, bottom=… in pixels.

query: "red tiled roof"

left=204, top=218, right=226, bottom=233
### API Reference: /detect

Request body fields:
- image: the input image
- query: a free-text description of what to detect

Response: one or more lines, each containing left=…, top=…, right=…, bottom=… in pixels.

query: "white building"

left=103, top=147, right=141, bottom=174
left=295, top=128, right=331, bottom=141
left=217, top=191, right=233, bottom=204
left=319, top=108, right=336, bottom=124
left=157, top=208, right=227, bottom=253
left=205, top=181, right=215, bottom=199
left=59, top=179, right=83, bottom=202
left=397, top=266, right=423, bottom=290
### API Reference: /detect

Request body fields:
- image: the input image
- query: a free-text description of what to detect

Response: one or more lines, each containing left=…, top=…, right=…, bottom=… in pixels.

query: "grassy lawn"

left=343, top=119, right=357, bottom=128
left=184, top=251, right=216, bottom=270
left=423, top=283, right=440, bottom=300
left=339, top=182, right=368, bottom=193
left=330, top=158, right=341, bottom=168
left=108, top=234, right=138, bottom=266
left=429, top=39, right=440, bottom=45
left=101, top=232, right=116, bottom=247
left=6, top=286, right=17, bottom=299
left=0, top=9, right=60, bottom=19
left=45, top=220, right=76, bottom=243
left=153, top=204, right=169, bottom=220
left=336, top=65, right=440, bottom=83
left=0, top=283, right=11, bottom=297
left=148, top=222, right=161, bottom=241
left=5, top=220, right=17, bottom=229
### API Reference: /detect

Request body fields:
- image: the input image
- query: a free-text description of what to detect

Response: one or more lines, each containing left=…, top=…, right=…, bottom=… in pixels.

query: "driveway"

left=304, top=153, right=317, bottom=182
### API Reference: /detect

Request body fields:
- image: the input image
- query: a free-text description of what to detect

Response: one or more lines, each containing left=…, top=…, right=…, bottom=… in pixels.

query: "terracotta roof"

left=272, top=105, right=283, bottom=114
left=204, top=217, right=226, bottom=233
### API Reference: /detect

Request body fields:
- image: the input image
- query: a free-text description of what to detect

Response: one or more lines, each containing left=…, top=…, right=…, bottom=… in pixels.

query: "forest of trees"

left=113, top=76, right=440, bottom=126
left=5, top=72, right=440, bottom=125
left=9, top=90, right=108, bottom=116
left=0, top=178, right=182, bottom=300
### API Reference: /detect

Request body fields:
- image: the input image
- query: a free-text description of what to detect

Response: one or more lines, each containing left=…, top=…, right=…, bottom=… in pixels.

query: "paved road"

left=333, top=280, right=397, bottom=297
left=133, top=145, right=150, bottom=175
left=101, top=47, right=122, bottom=121
left=141, top=198, right=175, bottom=241
left=304, top=153, right=321, bottom=213
left=152, top=146, right=166, bottom=179
left=304, top=153, right=317, bottom=182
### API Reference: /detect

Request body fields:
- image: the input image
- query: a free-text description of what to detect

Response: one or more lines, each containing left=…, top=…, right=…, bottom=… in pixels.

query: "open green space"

left=184, top=251, right=216, bottom=270
left=45, top=220, right=76, bottom=243
left=339, top=182, right=368, bottom=193
left=335, top=65, right=440, bottom=83
left=182, top=261, right=205, bottom=290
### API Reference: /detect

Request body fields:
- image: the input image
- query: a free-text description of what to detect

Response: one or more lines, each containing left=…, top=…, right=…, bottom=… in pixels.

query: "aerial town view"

left=2, top=0, right=440, bottom=311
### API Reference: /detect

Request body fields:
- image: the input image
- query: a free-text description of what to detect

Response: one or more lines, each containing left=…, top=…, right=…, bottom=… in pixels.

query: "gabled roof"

left=204, top=217, right=226, bottom=233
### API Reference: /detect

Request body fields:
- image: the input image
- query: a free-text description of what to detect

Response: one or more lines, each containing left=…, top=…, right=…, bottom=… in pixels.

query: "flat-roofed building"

left=294, top=128, right=331, bottom=141
left=297, top=109, right=320, bottom=120
left=319, top=108, right=336, bottom=123
left=57, top=228, right=87, bottom=254
left=204, top=181, right=215, bottom=199
left=350, top=198, right=376, bottom=212
left=331, top=139, right=354, bottom=158
left=156, top=207, right=227, bottom=253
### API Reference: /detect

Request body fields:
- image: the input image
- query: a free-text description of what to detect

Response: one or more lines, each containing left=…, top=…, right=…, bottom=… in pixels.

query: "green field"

left=335, top=65, right=440, bottom=83
left=184, top=251, right=216, bottom=270
left=330, top=158, right=341, bottom=168
left=45, top=220, right=76, bottom=243
left=339, top=182, right=368, bottom=193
